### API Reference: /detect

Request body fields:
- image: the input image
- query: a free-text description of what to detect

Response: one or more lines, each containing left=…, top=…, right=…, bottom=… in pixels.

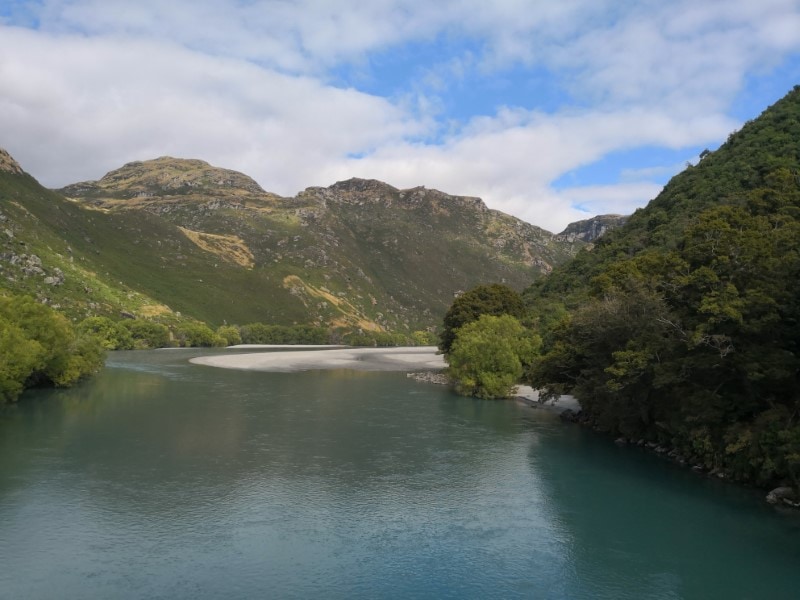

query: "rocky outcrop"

left=58, top=156, right=273, bottom=199
left=2, top=253, right=45, bottom=277
left=556, top=214, right=628, bottom=243
left=766, top=486, right=799, bottom=507
left=0, top=148, right=24, bottom=176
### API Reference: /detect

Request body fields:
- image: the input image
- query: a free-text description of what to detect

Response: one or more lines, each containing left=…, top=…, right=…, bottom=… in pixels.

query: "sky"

left=1, top=1, right=799, bottom=232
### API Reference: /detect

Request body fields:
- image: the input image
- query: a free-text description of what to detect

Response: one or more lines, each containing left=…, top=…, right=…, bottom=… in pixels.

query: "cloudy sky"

left=1, top=0, right=799, bottom=232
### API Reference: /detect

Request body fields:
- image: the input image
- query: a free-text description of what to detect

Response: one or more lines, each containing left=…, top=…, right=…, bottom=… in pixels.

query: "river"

left=1, top=349, right=799, bottom=599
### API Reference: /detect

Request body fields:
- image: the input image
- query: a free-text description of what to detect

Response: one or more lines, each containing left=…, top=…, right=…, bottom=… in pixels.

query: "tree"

left=447, top=314, right=540, bottom=399
left=216, top=325, right=242, bottom=346
left=439, top=284, right=526, bottom=355
left=122, top=320, right=171, bottom=349
left=0, top=318, right=43, bottom=402
left=0, top=294, right=104, bottom=402
left=174, top=322, right=226, bottom=347
left=77, top=316, right=134, bottom=350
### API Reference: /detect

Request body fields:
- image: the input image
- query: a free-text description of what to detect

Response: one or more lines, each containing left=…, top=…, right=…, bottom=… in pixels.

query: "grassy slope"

left=3, top=154, right=583, bottom=330
left=1, top=172, right=306, bottom=324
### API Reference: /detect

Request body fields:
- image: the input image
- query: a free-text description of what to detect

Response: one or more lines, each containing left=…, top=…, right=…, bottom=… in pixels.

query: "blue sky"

left=1, top=0, right=799, bottom=232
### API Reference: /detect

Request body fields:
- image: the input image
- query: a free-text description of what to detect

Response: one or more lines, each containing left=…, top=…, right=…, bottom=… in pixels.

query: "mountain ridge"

left=2, top=151, right=589, bottom=331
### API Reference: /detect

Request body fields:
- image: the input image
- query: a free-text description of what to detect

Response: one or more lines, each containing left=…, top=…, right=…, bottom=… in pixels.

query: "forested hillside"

left=525, top=85, right=800, bottom=493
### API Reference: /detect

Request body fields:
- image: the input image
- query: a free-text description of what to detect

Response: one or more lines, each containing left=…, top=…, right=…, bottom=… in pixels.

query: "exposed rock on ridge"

left=1, top=148, right=586, bottom=329
left=58, top=156, right=273, bottom=200
left=0, top=148, right=24, bottom=175
left=556, top=214, right=628, bottom=243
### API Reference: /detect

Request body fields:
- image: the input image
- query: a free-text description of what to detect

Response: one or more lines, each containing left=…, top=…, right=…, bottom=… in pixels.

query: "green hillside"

left=1, top=151, right=584, bottom=332
left=525, top=85, right=800, bottom=493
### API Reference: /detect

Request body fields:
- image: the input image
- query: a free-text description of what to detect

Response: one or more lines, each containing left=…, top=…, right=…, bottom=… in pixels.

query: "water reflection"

left=528, top=421, right=800, bottom=599
left=2, top=351, right=800, bottom=599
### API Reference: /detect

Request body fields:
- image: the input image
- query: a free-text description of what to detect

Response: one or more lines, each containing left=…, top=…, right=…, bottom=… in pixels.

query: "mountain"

left=526, top=85, right=800, bottom=493
left=1, top=153, right=584, bottom=331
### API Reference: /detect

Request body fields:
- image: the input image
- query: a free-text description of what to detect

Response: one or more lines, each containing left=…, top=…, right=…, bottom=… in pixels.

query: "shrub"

left=447, top=314, right=540, bottom=399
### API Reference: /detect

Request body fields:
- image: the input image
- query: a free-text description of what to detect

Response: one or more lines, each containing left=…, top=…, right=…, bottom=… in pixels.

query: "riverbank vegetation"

left=0, top=293, right=104, bottom=403
left=448, top=314, right=539, bottom=399
left=441, top=86, right=800, bottom=496
left=82, top=317, right=438, bottom=350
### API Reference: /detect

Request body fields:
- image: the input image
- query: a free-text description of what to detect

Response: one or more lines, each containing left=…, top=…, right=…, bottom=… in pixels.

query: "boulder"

left=766, top=486, right=798, bottom=505
left=559, top=408, right=580, bottom=423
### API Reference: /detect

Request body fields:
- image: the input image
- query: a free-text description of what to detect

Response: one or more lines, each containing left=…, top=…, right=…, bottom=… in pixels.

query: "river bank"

left=557, top=406, right=800, bottom=508
left=190, top=345, right=446, bottom=372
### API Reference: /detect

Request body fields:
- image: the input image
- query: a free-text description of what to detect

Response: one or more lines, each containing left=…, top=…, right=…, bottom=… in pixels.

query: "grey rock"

left=766, top=486, right=797, bottom=505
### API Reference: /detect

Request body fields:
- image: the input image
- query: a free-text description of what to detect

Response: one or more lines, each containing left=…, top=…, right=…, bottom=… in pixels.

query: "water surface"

left=1, top=349, right=798, bottom=599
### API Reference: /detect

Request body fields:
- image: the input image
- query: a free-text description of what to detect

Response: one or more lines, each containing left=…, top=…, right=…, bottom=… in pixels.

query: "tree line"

left=440, top=88, right=800, bottom=495
left=1, top=297, right=437, bottom=403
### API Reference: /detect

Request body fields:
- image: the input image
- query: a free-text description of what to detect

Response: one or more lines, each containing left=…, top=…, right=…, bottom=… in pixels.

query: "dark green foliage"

left=239, top=323, right=330, bottom=345
left=341, top=330, right=416, bottom=347
left=216, top=325, right=242, bottom=346
left=439, top=284, right=526, bottom=355
left=174, top=322, right=226, bottom=347
left=448, top=314, right=540, bottom=399
left=0, top=293, right=104, bottom=402
left=77, top=316, right=134, bottom=350
left=121, top=320, right=171, bottom=349
left=410, top=330, right=438, bottom=346
left=527, top=86, right=800, bottom=492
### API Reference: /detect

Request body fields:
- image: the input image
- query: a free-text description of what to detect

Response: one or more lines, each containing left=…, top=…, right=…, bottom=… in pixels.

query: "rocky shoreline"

left=559, top=408, right=800, bottom=508
left=407, top=371, right=799, bottom=507
left=406, top=371, right=451, bottom=385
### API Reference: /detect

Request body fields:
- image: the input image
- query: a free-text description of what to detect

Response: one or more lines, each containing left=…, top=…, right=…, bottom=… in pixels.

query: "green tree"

left=439, top=284, right=526, bottom=355
left=411, top=330, right=438, bottom=346
left=216, top=325, right=242, bottom=346
left=122, top=320, right=171, bottom=349
left=174, top=322, right=226, bottom=347
left=78, top=316, right=134, bottom=350
left=447, top=314, right=540, bottom=399
left=0, top=318, right=43, bottom=402
left=0, top=294, right=105, bottom=402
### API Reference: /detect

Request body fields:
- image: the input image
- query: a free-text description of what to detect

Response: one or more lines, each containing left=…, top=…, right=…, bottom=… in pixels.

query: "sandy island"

left=190, top=345, right=580, bottom=411
left=190, top=345, right=447, bottom=372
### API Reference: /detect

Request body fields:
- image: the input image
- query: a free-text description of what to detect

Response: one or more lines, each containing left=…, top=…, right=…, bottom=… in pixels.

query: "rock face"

left=0, top=148, right=24, bottom=175
left=556, top=214, right=628, bottom=243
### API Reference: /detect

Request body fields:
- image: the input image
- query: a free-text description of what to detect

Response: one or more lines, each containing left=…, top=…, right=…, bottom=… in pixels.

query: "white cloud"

left=0, top=26, right=425, bottom=189
left=316, top=107, right=735, bottom=231
left=0, top=0, right=799, bottom=233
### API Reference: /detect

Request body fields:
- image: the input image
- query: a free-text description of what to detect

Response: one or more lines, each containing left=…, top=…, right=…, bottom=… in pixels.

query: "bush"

left=240, top=323, right=330, bottom=344
left=447, top=314, right=540, bottom=399
left=0, top=294, right=104, bottom=402
left=439, top=284, right=526, bottom=355
left=174, top=322, right=226, bottom=347
left=77, top=316, right=134, bottom=350
left=121, top=320, right=171, bottom=349
left=216, top=325, right=242, bottom=346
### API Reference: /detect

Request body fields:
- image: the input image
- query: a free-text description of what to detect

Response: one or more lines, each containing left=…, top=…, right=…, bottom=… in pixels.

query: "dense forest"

left=443, top=86, right=800, bottom=495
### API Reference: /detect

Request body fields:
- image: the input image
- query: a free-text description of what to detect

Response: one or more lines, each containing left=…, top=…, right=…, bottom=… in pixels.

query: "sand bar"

left=190, top=346, right=446, bottom=372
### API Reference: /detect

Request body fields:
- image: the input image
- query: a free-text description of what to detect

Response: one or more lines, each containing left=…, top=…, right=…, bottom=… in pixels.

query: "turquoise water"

left=1, top=349, right=798, bottom=599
